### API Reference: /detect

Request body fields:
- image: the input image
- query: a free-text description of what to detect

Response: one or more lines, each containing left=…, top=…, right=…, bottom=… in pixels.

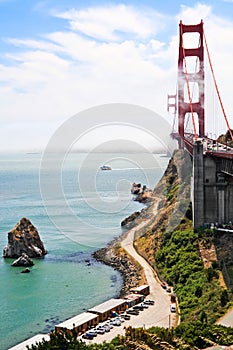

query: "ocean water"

left=0, top=152, right=168, bottom=350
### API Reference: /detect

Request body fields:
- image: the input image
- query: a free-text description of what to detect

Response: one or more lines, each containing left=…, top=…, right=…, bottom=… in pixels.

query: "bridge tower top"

left=178, top=20, right=205, bottom=139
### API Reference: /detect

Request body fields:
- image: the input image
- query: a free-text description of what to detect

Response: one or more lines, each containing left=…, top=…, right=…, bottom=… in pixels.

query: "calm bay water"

left=0, top=152, right=168, bottom=349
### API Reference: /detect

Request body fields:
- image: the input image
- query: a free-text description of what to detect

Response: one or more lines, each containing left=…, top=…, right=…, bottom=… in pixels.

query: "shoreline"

left=93, top=199, right=156, bottom=297
left=93, top=230, right=146, bottom=297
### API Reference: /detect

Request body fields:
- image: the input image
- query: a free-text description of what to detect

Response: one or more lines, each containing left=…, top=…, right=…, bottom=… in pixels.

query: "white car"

left=170, top=304, right=176, bottom=313
left=95, top=327, right=105, bottom=334
left=112, top=319, right=121, bottom=326
left=105, top=321, right=113, bottom=328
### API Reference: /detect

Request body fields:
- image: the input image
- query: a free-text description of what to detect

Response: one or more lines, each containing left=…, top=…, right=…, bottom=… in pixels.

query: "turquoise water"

left=0, top=153, right=168, bottom=349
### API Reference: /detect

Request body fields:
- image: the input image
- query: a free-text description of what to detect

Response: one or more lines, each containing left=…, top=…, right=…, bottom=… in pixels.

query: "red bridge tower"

left=178, top=20, right=205, bottom=139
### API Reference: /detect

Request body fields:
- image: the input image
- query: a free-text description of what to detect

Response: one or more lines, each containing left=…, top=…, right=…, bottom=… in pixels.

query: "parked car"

left=144, top=300, right=154, bottom=305
left=95, top=327, right=105, bottom=334
left=127, top=309, right=139, bottom=315
left=108, top=319, right=118, bottom=326
left=133, top=304, right=144, bottom=311
left=102, top=325, right=110, bottom=332
left=170, top=304, right=176, bottom=313
left=105, top=321, right=114, bottom=328
left=166, top=287, right=171, bottom=293
left=170, top=293, right=176, bottom=303
left=121, top=313, right=131, bottom=320
left=161, top=282, right=167, bottom=289
left=82, top=333, right=94, bottom=340
left=86, top=330, right=97, bottom=337
left=140, top=303, right=149, bottom=309
left=112, top=319, right=121, bottom=326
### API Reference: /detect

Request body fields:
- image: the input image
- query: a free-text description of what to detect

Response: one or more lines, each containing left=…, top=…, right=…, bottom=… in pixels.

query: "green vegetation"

left=174, top=322, right=233, bottom=347
left=217, top=129, right=233, bottom=148
left=155, top=228, right=231, bottom=323
left=28, top=324, right=233, bottom=349
left=163, top=167, right=179, bottom=204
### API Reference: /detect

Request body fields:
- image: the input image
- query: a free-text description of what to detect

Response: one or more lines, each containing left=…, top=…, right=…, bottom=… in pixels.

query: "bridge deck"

left=171, top=132, right=233, bottom=160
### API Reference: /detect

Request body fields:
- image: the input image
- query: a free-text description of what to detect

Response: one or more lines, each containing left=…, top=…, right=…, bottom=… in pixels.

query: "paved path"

left=84, top=208, right=177, bottom=345
left=121, top=220, right=176, bottom=329
left=217, top=306, right=233, bottom=327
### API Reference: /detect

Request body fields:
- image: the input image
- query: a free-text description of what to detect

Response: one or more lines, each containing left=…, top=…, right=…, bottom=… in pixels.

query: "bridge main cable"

left=203, top=29, right=233, bottom=141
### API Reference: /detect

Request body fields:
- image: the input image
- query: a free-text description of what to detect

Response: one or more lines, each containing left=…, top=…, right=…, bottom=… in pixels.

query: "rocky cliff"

left=133, top=149, right=192, bottom=266
left=3, top=218, right=47, bottom=258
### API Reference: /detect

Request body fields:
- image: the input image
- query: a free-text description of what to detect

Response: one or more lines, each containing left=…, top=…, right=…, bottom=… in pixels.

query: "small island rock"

left=21, top=267, right=31, bottom=273
left=3, top=218, right=47, bottom=258
left=12, top=253, right=34, bottom=267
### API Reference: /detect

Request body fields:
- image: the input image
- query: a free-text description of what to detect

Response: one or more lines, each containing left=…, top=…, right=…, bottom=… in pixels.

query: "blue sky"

left=0, top=0, right=233, bottom=151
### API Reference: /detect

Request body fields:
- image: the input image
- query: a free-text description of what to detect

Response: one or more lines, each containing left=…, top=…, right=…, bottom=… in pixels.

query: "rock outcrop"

left=3, top=218, right=47, bottom=258
left=12, top=253, right=34, bottom=267
left=121, top=211, right=141, bottom=228
left=21, top=268, right=31, bottom=273
left=93, top=244, right=145, bottom=296
left=131, top=183, right=153, bottom=203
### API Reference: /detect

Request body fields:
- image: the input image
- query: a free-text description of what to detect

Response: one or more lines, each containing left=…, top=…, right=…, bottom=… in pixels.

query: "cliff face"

left=3, top=218, right=47, bottom=258
left=152, top=149, right=192, bottom=231
left=134, top=149, right=192, bottom=266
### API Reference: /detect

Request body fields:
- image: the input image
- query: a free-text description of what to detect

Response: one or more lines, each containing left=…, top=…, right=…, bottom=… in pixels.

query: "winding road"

left=86, top=214, right=177, bottom=345
left=121, top=220, right=177, bottom=329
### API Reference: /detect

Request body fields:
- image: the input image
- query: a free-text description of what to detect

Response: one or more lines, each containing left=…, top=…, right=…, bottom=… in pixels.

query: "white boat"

left=100, top=165, right=112, bottom=170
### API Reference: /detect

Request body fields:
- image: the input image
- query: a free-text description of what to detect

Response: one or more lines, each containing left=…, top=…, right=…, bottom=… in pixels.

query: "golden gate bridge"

left=168, top=20, right=233, bottom=162
left=168, top=20, right=233, bottom=229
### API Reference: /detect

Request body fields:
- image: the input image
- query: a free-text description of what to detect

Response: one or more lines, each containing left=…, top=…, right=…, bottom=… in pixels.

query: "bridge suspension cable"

left=180, top=24, right=198, bottom=140
left=203, top=29, right=233, bottom=141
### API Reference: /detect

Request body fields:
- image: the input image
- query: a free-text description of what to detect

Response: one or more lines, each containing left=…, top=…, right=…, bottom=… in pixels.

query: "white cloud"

left=6, top=37, right=61, bottom=52
left=0, top=4, right=173, bottom=127
left=0, top=3, right=233, bottom=151
left=54, top=4, right=165, bottom=41
left=177, top=3, right=212, bottom=23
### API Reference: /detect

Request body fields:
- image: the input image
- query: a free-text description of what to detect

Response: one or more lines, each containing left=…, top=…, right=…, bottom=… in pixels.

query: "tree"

left=221, top=290, right=229, bottom=307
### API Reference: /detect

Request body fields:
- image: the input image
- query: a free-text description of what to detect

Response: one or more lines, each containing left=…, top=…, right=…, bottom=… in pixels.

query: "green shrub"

left=155, top=228, right=228, bottom=323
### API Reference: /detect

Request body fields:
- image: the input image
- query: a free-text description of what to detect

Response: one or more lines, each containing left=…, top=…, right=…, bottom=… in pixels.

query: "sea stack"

left=3, top=217, right=47, bottom=258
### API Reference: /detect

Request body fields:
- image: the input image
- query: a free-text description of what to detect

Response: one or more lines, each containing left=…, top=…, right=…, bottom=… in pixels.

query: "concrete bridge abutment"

left=192, top=141, right=233, bottom=230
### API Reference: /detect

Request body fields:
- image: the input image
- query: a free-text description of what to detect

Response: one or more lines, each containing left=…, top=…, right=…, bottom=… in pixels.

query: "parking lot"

left=80, top=295, right=176, bottom=344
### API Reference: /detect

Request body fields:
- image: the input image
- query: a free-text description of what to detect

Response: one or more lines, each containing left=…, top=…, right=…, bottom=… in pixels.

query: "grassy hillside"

left=135, top=149, right=232, bottom=323
left=155, top=227, right=231, bottom=323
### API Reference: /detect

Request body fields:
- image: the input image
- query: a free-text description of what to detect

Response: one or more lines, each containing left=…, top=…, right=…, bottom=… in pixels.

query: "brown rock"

left=3, top=218, right=47, bottom=258
left=12, top=253, right=34, bottom=267
left=21, top=268, right=31, bottom=273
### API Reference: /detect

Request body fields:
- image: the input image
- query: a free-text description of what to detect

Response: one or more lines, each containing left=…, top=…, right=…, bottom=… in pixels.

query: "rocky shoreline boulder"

left=3, top=218, right=47, bottom=258
left=93, top=245, right=142, bottom=296
left=11, top=253, right=34, bottom=267
left=121, top=211, right=141, bottom=228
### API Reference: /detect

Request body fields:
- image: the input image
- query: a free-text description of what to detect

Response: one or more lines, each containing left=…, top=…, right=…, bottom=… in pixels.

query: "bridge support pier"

left=192, top=141, right=233, bottom=230
left=192, top=140, right=204, bottom=230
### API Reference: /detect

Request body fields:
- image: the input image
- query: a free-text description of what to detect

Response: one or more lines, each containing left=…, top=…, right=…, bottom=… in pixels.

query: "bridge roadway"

left=171, top=132, right=233, bottom=161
